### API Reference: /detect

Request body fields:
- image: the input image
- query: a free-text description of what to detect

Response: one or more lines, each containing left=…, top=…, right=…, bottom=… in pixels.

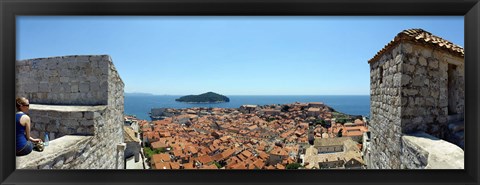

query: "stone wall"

left=369, top=44, right=403, bottom=169
left=399, top=42, right=464, bottom=138
left=16, top=55, right=112, bottom=105
left=16, top=55, right=125, bottom=169
left=27, top=104, right=105, bottom=140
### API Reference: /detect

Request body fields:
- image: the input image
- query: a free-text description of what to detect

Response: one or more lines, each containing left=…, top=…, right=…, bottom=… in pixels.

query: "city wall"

left=16, top=55, right=125, bottom=169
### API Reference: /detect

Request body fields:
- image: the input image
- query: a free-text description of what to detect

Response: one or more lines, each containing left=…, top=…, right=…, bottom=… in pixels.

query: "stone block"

left=418, top=57, right=427, bottom=66
left=415, top=98, right=425, bottom=106
left=40, top=161, right=54, bottom=169
left=59, top=69, right=71, bottom=77
left=430, top=90, right=439, bottom=98
left=80, top=120, right=94, bottom=127
left=404, top=63, right=415, bottom=74
left=437, top=116, right=448, bottom=123
left=79, top=83, right=90, bottom=93
left=60, top=77, right=69, bottom=83
left=47, top=61, right=58, bottom=70
left=420, top=88, right=429, bottom=97
left=53, top=157, right=65, bottom=169
left=94, top=112, right=102, bottom=119
left=403, top=107, right=416, bottom=116
left=428, top=59, right=439, bottom=69
left=76, top=127, right=87, bottom=134
left=403, top=89, right=418, bottom=96
left=412, top=117, right=424, bottom=124
left=71, top=112, right=84, bottom=118
left=415, top=66, right=426, bottom=75
left=63, top=119, right=79, bottom=128
left=421, top=49, right=432, bottom=58
left=424, top=116, right=434, bottom=123
left=84, top=112, right=94, bottom=120
left=90, top=82, right=100, bottom=92
left=38, top=83, right=49, bottom=92
left=424, top=79, right=430, bottom=86
left=46, top=124, right=59, bottom=132
left=401, top=75, right=411, bottom=86
left=395, top=54, right=404, bottom=64
left=412, top=76, right=426, bottom=87
left=402, top=43, right=413, bottom=54
left=33, top=122, right=45, bottom=130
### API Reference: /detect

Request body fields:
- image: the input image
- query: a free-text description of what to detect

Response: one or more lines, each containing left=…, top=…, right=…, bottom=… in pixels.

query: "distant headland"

left=175, top=92, right=230, bottom=103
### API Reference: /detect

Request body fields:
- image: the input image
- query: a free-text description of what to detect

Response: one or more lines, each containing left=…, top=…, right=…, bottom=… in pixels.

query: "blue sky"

left=17, top=16, right=464, bottom=95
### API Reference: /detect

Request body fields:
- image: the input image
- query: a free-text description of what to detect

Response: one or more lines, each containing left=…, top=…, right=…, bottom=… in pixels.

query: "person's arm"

left=22, top=116, right=42, bottom=143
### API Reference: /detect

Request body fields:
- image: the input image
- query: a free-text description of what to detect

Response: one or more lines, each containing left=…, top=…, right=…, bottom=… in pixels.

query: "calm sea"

left=124, top=94, right=370, bottom=121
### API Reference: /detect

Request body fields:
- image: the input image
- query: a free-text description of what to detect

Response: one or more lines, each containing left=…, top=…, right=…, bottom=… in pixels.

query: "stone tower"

left=367, top=29, right=464, bottom=169
left=16, top=55, right=125, bottom=169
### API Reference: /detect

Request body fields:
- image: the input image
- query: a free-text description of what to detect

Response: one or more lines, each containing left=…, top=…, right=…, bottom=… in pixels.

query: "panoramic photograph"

left=15, top=16, right=464, bottom=170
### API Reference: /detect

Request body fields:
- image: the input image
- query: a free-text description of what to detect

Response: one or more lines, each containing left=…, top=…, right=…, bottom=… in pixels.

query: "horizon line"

left=125, top=92, right=370, bottom=96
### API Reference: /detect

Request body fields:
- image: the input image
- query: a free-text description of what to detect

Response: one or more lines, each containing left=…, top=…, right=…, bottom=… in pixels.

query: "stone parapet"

left=16, top=135, right=93, bottom=169
left=16, top=55, right=123, bottom=105
left=28, top=104, right=107, bottom=140
left=401, top=132, right=464, bottom=169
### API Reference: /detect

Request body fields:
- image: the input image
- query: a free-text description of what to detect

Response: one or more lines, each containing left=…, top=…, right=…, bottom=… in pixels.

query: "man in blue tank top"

left=16, top=97, right=42, bottom=156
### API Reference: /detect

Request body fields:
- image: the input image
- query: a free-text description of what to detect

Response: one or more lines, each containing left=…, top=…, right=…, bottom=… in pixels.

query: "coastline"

left=175, top=101, right=228, bottom=104
left=125, top=95, right=370, bottom=121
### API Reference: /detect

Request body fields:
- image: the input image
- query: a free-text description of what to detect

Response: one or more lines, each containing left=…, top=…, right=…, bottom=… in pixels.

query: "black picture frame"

left=1, top=0, right=479, bottom=185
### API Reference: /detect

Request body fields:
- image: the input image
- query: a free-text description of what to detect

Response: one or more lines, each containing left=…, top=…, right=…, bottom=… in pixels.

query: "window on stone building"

left=448, top=64, right=458, bottom=115
left=379, top=67, right=383, bottom=84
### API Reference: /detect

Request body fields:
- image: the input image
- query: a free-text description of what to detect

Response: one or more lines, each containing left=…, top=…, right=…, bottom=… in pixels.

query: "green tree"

left=267, top=117, right=276, bottom=122
left=213, top=161, right=222, bottom=169
left=286, top=163, right=302, bottom=169
left=281, top=105, right=290, bottom=112
left=337, top=128, right=343, bottom=137
left=315, top=119, right=327, bottom=127
left=336, top=118, right=347, bottom=124
left=143, top=147, right=167, bottom=159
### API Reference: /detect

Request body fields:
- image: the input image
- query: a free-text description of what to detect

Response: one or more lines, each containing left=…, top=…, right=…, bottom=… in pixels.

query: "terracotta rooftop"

left=123, top=126, right=140, bottom=143
left=368, top=28, right=464, bottom=64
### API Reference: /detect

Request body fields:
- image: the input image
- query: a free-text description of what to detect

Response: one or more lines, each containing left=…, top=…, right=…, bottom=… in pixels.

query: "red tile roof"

left=253, top=159, right=266, bottom=169
left=221, top=148, right=236, bottom=160
left=183, top=162, right=196, bottom=169
left=151, top=153, right=171, bottom=164
left=202, top=164, right=218, bottom=169
left=269, top=147, right=288, bottom=156
left=154, top=162, right=171, bottom=170
left=369, top=28, right=464, bottom=64
left=196, top=154, right=213, bottom=164
left=169, top=162, right=181, bottom=169
left=276, top=163, right=285, bottom=169
left=150, top=141, right=168, bottom=149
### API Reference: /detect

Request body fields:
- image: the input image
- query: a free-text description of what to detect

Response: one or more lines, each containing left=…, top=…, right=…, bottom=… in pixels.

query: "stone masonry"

left=368, top=29, right=464, bottom=169
left=16, top=55, right=112, bottom=105
left=16, top=55, right=125, bottom=169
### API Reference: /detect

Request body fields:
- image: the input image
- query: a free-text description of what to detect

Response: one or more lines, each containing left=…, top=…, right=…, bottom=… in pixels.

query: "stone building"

left=313, top=137, right=348, bottom=153
left=367, top=29, right=464, bottom=169
left=239, top=105, right=259, bottom=114
left=15, top=55, right=125, bottom=169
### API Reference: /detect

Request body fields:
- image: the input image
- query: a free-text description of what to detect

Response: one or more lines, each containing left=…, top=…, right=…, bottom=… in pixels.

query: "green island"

left=175, top=92, right=230, bottom=103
